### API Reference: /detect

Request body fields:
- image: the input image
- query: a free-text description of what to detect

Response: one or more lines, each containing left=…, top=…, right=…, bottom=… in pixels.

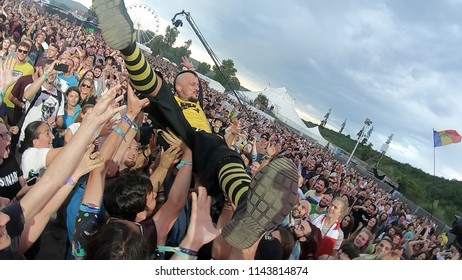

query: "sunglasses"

left=81, top=84, right=92, bottom=88
left=17, top=49, right=28, bottom=54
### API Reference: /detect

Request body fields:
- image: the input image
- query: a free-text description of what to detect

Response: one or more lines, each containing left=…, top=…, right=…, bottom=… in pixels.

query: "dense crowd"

left=0, top=0, right=460, bottom=260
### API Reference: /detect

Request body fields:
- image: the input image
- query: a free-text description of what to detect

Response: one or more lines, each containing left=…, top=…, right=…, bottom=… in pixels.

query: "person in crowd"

left=77, top=77, right=96, bottom=106
left=19, top=59, right=64, bottom=145
left=2, top=41, right=34, bottom=126
left=310, top=196, right=348, bottom=257
left=255, top=226, right=295, bottom=260
left=19, top=121, right=62, bottom=179
left=340, top=214, right=355, bottom=239
left=309, top=192, right=333, bottom=215
left=62, top=87, right=81, bottom=129
left=281, top=199, right=311, bottom=228
left=64, top=104, right=93, bottom=145
left=355, top=236, right=394, bottom=260
left=0, top=38, right=11, bottom=57
left=0, top=122, right=29, bottom=201
left=288, top=219, right=322, bottom=260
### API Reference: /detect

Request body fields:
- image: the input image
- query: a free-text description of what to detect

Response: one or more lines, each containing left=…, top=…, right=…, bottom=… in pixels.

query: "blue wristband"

left=114, top=127, right=126, bottom=139
left=176, top=160, right=192, bottom=170
left=122, top=114, right=139, bottom=131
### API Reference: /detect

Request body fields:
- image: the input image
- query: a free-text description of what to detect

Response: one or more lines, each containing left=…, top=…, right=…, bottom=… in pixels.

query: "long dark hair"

left=19, top=121, right=43, bottom=153
left=300, top=222, right=323, bottom=260
left=341, top=214, right=355, bottom=239
left=85, top=220, right=149, bottom=260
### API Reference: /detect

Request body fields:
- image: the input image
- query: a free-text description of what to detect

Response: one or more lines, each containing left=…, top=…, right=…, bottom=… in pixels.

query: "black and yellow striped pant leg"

left=218, top=162, right=250, bottom=208
left=120, top=34, right=157, bottom=95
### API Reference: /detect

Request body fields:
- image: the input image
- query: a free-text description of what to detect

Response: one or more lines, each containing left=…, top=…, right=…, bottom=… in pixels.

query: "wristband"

left=176, top=160, right=192, bottom=170
left=114, top=127, right=126, bottom=139
left=122, top=114, right=139, bottom=131
left=262, top=154, right=271, bottom=160
left=157, top=246, right=198, bottom=260
left=66, top=177, right=77, bottom=186
left=179, top=246, right=198, bottom=256
left=174, top=250, right=197, bottom=260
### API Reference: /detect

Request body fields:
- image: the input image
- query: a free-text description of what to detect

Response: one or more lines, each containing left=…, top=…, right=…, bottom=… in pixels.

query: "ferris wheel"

left=126, top=3, right=159, bottom=45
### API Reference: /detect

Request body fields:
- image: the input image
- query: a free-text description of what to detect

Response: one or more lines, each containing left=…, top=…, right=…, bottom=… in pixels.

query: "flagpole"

left=431, top=129, right=435, bottom=220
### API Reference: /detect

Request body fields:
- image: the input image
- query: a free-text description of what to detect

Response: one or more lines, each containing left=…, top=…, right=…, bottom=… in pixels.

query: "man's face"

left=291, top=220, right=312, bottom=242
left=376, top=240, right=392, bottom=255
left=16, top=46, right=29, bottom=62
left=315, top=179, right=326, bottom=193
left=47, top=46, right=58, bottom=59
left=319, top=194, right=332, bottom=208
left=123, top=140, right=138, bottom=168
left=292, top=201, right=310, bottom=219
left=93, top=67, right=102, bottom=78
left=175, top=72, right=199, bottom=102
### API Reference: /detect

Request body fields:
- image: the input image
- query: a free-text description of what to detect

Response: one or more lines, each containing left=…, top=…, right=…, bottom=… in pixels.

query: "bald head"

left=175, top=71, right=200, bottom=102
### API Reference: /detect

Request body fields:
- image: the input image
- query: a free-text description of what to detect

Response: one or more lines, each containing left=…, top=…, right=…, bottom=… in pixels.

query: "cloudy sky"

left=75, top=0, right=462, bottom=180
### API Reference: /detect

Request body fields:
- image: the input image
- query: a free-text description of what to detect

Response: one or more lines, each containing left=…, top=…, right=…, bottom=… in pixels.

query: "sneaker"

left=222, top=157, right=299, bottom=249
left=92, top=0, right=134, bottom=50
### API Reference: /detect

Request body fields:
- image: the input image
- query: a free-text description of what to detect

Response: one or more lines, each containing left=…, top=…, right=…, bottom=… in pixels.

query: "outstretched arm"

left=19, top=146, right=103, bottom=254
left=18, top=85, right=125, bottom=223
left=154, top=129, right=192, bottom=245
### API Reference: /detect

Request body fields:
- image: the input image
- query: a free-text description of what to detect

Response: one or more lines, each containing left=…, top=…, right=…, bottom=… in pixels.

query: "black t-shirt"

left=141, top=218, right=158, bottom=258
left=0, top=157, right=23, bottom=200
left=352, top=207, right=371, bottom=231
left=0, top=202, right=25, bottom=260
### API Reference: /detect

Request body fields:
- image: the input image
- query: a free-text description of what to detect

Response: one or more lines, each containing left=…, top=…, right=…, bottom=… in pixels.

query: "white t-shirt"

left=67, top=122, right=81, bottom=136
left=21, top=147, right=50, bottom=179
left=20, top=85, right=65, bottom=142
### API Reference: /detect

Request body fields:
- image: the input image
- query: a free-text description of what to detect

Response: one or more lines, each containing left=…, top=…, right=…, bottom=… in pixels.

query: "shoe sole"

left=222, top=158, right=299, bottom=249
left=93, top=0, right=134, bottom=50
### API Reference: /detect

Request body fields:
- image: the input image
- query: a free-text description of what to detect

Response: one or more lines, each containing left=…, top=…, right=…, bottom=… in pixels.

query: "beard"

left=124, top=158, right=136, bottom=169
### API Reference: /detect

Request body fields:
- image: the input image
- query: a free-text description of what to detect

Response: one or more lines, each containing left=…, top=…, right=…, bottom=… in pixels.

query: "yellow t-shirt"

left=174, top=96, right=211, bottom=133
left=3, top=62, right=35, bottom=108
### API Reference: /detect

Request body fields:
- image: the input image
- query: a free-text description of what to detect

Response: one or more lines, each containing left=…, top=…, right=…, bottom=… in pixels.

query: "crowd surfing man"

left=92, top=0, right=299, bottom=250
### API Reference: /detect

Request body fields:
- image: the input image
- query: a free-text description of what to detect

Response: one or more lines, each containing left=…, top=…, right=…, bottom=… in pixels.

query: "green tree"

left=212, top=59, right=238, bottom=91
left=164, top=26, right=180, bottom=47
left=149, top=35, right=168, bottom=57
left=254, top=93, right=269, bottom=110
left=196, top=62, right=212, bottom=75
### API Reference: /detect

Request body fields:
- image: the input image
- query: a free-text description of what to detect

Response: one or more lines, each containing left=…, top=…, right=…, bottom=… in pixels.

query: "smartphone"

left=54, top=63, right=69, bottom=73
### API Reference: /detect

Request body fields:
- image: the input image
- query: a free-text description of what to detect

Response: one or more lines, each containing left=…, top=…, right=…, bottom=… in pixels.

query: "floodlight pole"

left=346, top=118, right=372, bottom=165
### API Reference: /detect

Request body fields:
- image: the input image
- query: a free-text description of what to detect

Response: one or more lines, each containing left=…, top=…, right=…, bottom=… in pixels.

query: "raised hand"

left=0, top=57, right=21, bottom=92
left=86, top=85, right=126, bottom=125
left=181, top=56, right=195, bottom=70
left=266, top=142, right=276, bottom=157
left=72, top=144, right=104, bottom=179
left=126, top=84, right=149, bottom=116
left=161, top=128, right=187, bottom=152
left=184, top=187, right=221, bottom=249
left=159, top=146, right=183, bottom=170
